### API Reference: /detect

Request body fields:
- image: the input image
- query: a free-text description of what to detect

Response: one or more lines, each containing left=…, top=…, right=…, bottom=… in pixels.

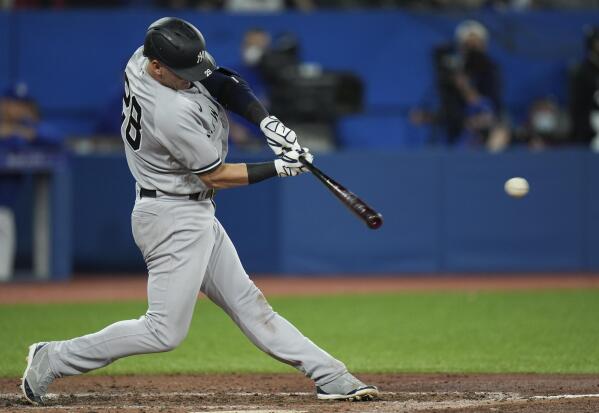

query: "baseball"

left=504, top=177, right=529, bottom=198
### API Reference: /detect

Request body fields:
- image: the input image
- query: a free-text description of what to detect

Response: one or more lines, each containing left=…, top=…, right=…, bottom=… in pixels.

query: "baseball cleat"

left=316, top=372, right=379, bottom=401
left=21, top=342, right=55, bottom=405
left=316, top=385, right=379, bottom=401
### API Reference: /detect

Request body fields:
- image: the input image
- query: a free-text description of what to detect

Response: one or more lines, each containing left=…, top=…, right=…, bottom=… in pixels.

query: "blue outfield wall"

left=12, top=149, right=598, bottom=275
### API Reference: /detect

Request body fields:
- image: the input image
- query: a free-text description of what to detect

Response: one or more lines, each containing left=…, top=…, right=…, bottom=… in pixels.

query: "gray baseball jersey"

left=122, top=46, right=229, bottom=194
left=44, top=46, right=347, bottom=389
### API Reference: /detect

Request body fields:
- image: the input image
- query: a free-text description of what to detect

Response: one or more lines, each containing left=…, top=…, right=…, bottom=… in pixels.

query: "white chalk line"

left=531, top=393, right=599, bottom=400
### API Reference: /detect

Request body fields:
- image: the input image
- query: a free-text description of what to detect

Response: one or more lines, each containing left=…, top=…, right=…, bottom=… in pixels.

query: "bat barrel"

left=367, top=213, right=383, bottom=229
left=299, top=155, right=383, bottom=230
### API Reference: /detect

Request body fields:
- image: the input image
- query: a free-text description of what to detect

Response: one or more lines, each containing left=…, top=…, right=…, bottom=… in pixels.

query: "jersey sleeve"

left=155, top=97, right=222, bottom=175
left=200, top=67, right=269, bottom=125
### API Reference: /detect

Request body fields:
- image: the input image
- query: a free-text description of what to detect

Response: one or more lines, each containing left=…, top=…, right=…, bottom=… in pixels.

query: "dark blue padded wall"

left=10, top=149, right=589, bottom=275
left=69, top=155, right=142, bottom=272
left=276, top=149, right=599, bottom=274
left=441, top=150, right=586, bottom=272
left=279, top=151, right=440, bottom=273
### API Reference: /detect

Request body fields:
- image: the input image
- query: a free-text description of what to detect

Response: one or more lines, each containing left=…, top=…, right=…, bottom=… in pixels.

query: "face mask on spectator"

left=243, top=46, right=265, bottom=66
left=532, top=111, right=557, bottom=135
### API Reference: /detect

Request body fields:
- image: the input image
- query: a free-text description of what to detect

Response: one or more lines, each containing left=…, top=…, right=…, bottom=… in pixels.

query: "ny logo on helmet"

left=197, top=51, right=205, bottom=64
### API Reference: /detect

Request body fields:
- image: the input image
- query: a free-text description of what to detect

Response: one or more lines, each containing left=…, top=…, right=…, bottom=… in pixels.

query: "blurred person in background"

left=257, top=31, right=363, bottom=151
left=224, top=0, right=314, bottom=11
left=0, top=82, right=64, bottom=280
left=0, top=83, right=63, bottom=151
left=227, top=28, right=273, bottom=150
left=570, top=26, right=599, bottom=151
left=237, top=27, right=272, bottom=92
left=515, top=97, right=568, bottom=150
left=154, top=0, right=223, bottom=9
left=411, top=20, right=503, bottom=148
left=452, top=72, right=510, bottom=151
left=532, top=0, right=599, bottom=8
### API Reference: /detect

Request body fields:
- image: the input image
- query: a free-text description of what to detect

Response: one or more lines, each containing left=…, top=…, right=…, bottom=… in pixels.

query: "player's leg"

left=200, top=220, right=378, bottom=400
left=22, top=200, right=215, bottom=404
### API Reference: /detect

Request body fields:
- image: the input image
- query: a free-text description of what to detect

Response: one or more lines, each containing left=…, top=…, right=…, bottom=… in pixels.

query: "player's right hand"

left=260, top=115, right=302, bottom=157
left=274, top=148, right=313, bottom=177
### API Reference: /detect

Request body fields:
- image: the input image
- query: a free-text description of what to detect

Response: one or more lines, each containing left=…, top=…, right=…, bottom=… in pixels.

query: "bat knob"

left=367, top=213, right=383, bottom=230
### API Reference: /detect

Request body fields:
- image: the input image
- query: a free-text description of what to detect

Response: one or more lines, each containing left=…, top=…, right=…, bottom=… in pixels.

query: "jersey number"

left=122, top=74, right=143, bottom=151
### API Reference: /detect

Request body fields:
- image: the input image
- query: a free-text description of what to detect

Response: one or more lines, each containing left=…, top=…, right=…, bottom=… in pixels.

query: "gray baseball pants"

left=47, top=194, right=347, bottom=385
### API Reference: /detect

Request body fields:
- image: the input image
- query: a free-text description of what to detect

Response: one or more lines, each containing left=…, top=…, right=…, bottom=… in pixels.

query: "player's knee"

left=145, top=314, right=189, bottom=352
left=153, top=326, right=188, bottom=351
left=159, top=333, right=186, bottom=352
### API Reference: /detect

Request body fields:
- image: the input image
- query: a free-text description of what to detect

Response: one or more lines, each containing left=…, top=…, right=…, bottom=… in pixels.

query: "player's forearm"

left=198, top=163, right=249, bottom=189
left=199, top=162, right=280, bottom=189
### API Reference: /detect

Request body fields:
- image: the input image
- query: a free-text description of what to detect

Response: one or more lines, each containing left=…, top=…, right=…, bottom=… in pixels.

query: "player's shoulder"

left=125, top=46, right=146, bottom=75
left=157, top=87, right=199, bottom=116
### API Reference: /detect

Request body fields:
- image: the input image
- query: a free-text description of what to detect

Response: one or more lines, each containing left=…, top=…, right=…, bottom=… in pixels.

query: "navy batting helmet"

left=143, top=17, right=216, bottom=81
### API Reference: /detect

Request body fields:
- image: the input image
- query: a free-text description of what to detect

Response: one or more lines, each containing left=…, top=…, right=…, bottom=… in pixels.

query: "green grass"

left=1, top=290, right=598, bottom=377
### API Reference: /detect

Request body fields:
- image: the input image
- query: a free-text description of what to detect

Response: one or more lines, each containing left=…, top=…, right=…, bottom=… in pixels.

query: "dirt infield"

left=2, top=373, right=599, bottom=412
left=1, top=273, right=598, bottom=304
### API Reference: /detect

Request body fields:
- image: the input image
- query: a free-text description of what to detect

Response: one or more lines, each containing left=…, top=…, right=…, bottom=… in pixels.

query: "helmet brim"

left=169, top=51, right=217, bottom=82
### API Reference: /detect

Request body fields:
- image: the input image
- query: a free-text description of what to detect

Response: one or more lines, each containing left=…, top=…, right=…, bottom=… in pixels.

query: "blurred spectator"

left=154, top=0, right=222, bottom=9
left=516, top=97, right=568, bottom=150
left=0, top=82, right=64, bottom=279
left=257, top=32, right=363, bottom=150
left=237, top=28, right=272, bottom=101
left=454, top=74, right=496, bottom=145
left=481, top=0, right=532, bottom=10
left=532, top=0, right=599, bottom=8
left=570, top=26, right=599, bottom=150
left=10, top=0, right=126, bottom=7
left=0, top=83, right=63, bottom=150
left=411, top=20, right=503, bottom=147
left=224, top=0, right=314, bottom=12
left=227, top=28, right=273, bottom=150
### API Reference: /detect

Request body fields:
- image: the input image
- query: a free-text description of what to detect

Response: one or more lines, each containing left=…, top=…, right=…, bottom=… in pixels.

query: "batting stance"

left=22, top=17, right=378, bottom=404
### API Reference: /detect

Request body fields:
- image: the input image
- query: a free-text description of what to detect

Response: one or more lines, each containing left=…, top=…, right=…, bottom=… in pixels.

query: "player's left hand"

left=260, top=115, right=302, bottom=157
left=274, top=147, right=313, bottom=177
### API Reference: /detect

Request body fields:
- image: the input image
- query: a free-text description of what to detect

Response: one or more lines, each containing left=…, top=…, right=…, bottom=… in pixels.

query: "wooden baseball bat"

left=299, top=156, right=383, bottom=230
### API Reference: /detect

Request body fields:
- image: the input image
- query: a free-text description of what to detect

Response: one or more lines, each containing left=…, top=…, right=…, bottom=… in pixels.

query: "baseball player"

left=21, top=17, right=378, bottom=405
